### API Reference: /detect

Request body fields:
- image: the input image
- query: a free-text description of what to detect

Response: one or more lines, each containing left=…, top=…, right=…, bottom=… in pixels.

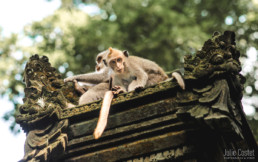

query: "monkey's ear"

left=123, top=50, right=129, bottom=57
left=103, top=59, right=107, bottom=66
left=108, top=47, right=113, bottom=53
left=108, top=47, right=113, bottom=57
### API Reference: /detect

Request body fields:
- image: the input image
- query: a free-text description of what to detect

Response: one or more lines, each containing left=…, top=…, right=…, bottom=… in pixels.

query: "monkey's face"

left=109, top=57, right=125, bottom=73
left=107, top=47, right=129, bottom=74
left=95, top=56, right=104, bottom=71
left=95, top=50, right=109, bottom=72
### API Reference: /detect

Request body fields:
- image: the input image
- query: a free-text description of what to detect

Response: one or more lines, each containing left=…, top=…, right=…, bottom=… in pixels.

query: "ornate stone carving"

left=184, top=31, right=241, bottom=79
left=15, top=54, right=78, bottom=162
left=177, top=31, right=246, bottom=139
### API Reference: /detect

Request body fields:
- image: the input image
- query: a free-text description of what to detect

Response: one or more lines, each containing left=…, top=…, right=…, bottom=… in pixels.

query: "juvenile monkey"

left=104, top=47, right=169, bottom=92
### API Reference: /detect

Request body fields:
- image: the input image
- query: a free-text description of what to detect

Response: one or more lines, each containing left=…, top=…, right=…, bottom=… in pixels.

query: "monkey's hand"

left=73, top=80, right=87, bottom=95
left=128, top=72, right=148, bottom=92
left=112, top=86, right=126, bottom=95
left=64, top=77, right=75, bottom=83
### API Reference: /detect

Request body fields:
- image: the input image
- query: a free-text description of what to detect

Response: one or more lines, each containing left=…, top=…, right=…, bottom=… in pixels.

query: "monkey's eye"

left=111, top=60, right=116, bottom=64
left=117, top=58, right=122, bottom=62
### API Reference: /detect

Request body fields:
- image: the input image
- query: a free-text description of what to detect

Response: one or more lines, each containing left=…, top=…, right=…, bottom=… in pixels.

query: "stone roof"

left=16, top=31, right=257, bottom=162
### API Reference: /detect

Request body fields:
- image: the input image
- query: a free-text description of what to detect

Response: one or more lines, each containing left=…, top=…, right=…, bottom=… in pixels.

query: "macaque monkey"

left=64, top=50, right=110, bottom=105
left=104, top=47, right=182, bottom=92
left=71, top=51, right=110, bottom=95
left=94, top=47, right=185, bottom=139
left=64, top=50, right=109, bottom=85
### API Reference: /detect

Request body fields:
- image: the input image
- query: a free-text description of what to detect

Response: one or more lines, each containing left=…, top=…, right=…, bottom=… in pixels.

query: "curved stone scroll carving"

left=177, top=31, right=246, bottom=139
left=15, top=54, right=76, bottom=162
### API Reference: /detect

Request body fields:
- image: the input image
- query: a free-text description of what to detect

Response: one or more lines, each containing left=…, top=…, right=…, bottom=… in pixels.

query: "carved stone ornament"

left=177, top=31, right=245, bottom=136
left=15, top=55, right=78, bottom=162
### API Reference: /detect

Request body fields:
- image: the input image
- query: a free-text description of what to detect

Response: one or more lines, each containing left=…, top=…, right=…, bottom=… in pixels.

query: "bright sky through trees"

left=0, top=1, right=61, bottom=161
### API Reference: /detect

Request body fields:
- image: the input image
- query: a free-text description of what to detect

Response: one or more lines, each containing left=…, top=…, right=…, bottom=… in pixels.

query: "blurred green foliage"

left=0, top=0, right=257, bottom=136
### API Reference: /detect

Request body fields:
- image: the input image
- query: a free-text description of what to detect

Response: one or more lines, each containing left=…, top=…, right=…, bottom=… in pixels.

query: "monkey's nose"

left=117, top=69, right=122, bottom=73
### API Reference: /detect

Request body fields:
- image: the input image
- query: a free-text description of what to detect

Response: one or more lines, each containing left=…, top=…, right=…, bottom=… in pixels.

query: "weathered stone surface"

left=15, top=55, right=77, bottom=162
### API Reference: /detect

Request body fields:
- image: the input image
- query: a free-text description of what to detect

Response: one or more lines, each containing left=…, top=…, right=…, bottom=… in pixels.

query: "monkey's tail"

left=93, top=90, right=114, bottom=139
left=172, top=72, right=185, bottom=90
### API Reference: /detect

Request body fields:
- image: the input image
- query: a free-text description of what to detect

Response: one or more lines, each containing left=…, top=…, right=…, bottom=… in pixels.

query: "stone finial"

left=16, top=54, right=71, bottom=162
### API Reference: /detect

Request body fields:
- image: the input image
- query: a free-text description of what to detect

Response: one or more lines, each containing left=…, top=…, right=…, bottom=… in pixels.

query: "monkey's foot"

left=112, top=86, right=125, bottom=95
left=134, top=86, right=144, bottom=92
left=66, top=102, right=76, bottom=108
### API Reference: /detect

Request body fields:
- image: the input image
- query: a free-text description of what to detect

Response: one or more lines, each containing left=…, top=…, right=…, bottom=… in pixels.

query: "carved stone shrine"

left=16, top=31, right=257, bottom=161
